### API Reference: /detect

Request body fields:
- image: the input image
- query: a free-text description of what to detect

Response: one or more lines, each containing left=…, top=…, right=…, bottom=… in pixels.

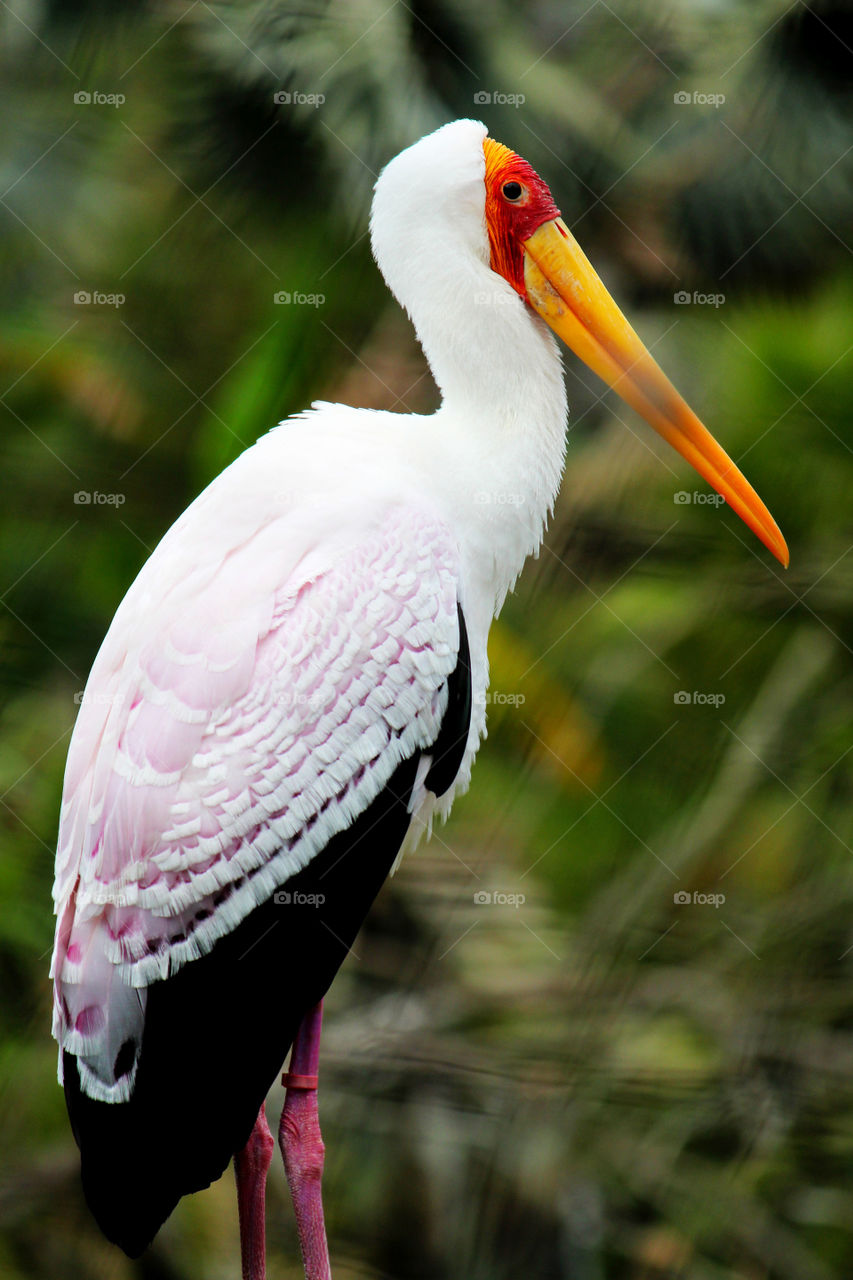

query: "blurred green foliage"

left=2, top=1, right=853, bottom=1277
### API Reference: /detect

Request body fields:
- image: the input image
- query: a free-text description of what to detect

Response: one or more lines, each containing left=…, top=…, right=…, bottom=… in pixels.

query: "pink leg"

left=234, top=1105, right=275, bottom=1280
left=279, top=1001, right=331, bottom=1280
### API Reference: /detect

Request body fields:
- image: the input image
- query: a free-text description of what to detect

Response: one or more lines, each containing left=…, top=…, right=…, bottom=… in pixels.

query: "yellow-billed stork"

left=51, top=119, right=787, bottom=1280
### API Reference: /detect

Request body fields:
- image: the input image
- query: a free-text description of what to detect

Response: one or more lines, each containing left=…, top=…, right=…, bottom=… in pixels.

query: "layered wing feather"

left=52, top=443, right=463, bottom=1104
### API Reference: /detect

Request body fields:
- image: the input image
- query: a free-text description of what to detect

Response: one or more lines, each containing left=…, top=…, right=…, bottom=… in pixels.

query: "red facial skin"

left=483, top=138, right=561, bottom=299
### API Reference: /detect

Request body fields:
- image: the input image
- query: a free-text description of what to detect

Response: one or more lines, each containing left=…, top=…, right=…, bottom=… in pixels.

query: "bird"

left=51, top=118, right=788, bottom=1280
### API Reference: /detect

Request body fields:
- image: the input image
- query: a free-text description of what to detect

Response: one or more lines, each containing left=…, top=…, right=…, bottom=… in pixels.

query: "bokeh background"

left=2, top=1, right=853, bottom=1276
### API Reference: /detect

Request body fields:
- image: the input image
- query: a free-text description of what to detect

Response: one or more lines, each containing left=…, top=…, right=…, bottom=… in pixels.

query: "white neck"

left=369, top=118, right=568, bottom=618
left=411, top=253, right=568, bottom=618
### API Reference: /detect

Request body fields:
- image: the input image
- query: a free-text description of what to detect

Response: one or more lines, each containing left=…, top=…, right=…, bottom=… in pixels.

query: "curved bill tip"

left=522, top=217, right=789, bottom=568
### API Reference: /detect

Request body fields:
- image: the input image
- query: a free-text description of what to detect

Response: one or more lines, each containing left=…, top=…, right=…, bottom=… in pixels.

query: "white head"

left=370, top=119, right=491, bottom=322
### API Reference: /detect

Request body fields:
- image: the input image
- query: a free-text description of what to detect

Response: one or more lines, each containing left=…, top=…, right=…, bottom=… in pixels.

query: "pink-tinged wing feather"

left=52, top=500, right=461, bottom=1102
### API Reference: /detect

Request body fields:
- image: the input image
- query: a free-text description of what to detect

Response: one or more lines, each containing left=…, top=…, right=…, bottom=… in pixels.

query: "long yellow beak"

left=523, top=218, right=788, bottom=567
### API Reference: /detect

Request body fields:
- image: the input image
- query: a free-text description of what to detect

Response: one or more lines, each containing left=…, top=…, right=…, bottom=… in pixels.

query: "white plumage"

left=52, top=119, right=569, bottom=1106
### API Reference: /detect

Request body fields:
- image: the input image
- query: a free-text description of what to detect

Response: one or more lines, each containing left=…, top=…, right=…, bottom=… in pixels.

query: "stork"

left=51, top=119, right=787, bottom=1280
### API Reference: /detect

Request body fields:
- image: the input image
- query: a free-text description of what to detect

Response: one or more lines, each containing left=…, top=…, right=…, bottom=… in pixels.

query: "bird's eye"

left=502, top=181, right=523, bottom=202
